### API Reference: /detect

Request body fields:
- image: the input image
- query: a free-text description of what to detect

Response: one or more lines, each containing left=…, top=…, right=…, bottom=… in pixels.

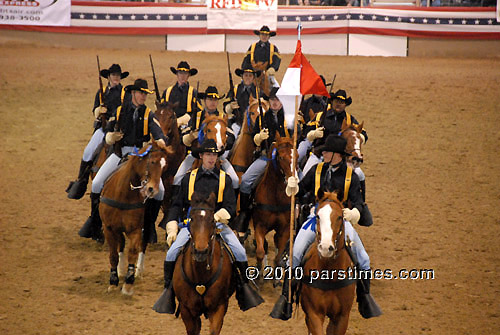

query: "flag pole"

left=287, top=19, right=302, bottom=313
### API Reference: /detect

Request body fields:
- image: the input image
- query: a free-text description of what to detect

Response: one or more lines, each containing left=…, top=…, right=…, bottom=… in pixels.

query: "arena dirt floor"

left=0, top=32, right=499, bottom=335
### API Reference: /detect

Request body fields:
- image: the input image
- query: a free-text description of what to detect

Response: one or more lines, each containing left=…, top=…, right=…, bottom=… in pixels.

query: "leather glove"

left=105, top=131, right=123, bottom=145
left=360, top=133, right=366, bottom=144
left=306, top=127, right=324, bottom=142
left=182, top=130, right=198, bottom=147
left=267, top=67, right=276, bottom=76
left=214, top=208, right=231, bottom=224
left=177, top=113, right=191, bottom=127
left=343, top=208, right=361, bottom=225
left=253, top=128, right=269, bottom=146
left=166, top=220, right=179, bottom=247
left=285, top=176, right=299, bottom=197
left=93, top=106, right=107, bottom=118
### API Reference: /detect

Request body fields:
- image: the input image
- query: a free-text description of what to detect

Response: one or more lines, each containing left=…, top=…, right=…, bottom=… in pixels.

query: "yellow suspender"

left=314, top=162, right=324, bottom=197
left=346, top=112, right=352, bottom=126
left=218, top=170, right=226, bottom=203
left=187, top=86, right=194, bottom=114
left=270, top=44, right=274, bottom=64
left=120, top=87, right=126, bottom=103
left=315, top=111, right=323, bottom=127
left=250, top=43, right=256, bottom=63
left=164, top=86, right=174, bottom=102
left=143, top=107, right=151, bottom=136
left=188, top=168, right=226, bottom=203
left=195, top=110, right=202, bottom=129
left=116, top=106, right=122, bottom=122
left=234, top=84, right=239, bottom=98
left=343, top=166, right=352, bottom=203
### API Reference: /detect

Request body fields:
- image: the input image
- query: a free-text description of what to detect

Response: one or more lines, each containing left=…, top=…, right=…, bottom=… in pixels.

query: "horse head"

left=251, top=61, right=270, bottom=97
left=341, top=119, right=364, bottom=168
left=129, top=140, right=170, bottom=200
left=273, top=133, right=298, bottom=183
left=203, top=114, right=228, bottom=152
left=247, top=96, right=269, bottom=132
left=155, top=100, right=179, bottom=142
left=189, top=192, right=217, bottom=263
left=315, top=190, right=345, bottom=260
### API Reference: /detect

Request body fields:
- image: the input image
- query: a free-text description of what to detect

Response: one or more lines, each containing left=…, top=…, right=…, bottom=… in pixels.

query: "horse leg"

left=180, top=305, right=201, bottom=335
left=207, top=303, right=228, bottom=335
left=273, top=220, right=290, bottom=287
left=122, top=229, right=141, bottom=296
left=305, top=312, right=326, bottom=335
left=103, top=225, right=119, bottom=292
left=254, top=223, right=267, bottom=284
left=117, top=232, right=127, bottom=278
left=328, top=312, right=350, bottom=335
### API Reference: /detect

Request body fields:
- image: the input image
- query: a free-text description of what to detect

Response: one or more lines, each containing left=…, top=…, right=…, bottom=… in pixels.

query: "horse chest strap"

left=100, top=197, right=145, bottom=210
left=180, top=244, right=224, bottom=296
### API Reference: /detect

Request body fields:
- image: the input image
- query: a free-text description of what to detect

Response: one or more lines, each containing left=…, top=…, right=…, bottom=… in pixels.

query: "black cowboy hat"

left=100, top=64, right=129, bottom=79
left=197, top=86, right=226, bottom=100
left=235, top=64, right=261, bottom=77
left=254, top=25, right=276, bottom=37
left=170, top=61, right=198, bottom=76
left=330, top=89, right=352, bottom=106
left=316, top=135, right=351, bottom=156
left=124, top=79, right=154, bottom=94
left=192, top=139, right=224, bottom=159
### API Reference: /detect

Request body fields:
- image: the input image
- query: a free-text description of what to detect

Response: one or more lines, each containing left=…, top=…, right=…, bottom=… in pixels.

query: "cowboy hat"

left=330, top=89, right=352, bottom=106
left=235, top=64, right=261, bottom=77
left=315, top=135, right=351, bottom=156
left=192, top=139, right=224, bottom=159
left=100, top=64, right=129, bottom=79
left=170, top=61, right=198, bottom=76
left=253, top=25, right=276, bottom=37
left=197, top=86, right=226, bottom=100
left=124, top=79, right=154, bottom=94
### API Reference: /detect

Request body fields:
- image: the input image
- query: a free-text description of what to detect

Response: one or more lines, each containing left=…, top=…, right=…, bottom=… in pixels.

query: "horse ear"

left=249, top=95, right=256, bottom=106
left=334, top=190, right=343, bottom=202
left=308, top=108, right=315, bottom=122
left=207, top=192, right=217, bottom=208
left=275, top=130, right=281, bottom=141
left=357, top=121, right=364, bottom=133
left=172, top=101, right=180, bottom=110
left=316, top=187, right=325, bottom=203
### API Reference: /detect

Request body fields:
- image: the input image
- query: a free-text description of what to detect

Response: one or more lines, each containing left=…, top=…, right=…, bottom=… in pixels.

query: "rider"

left=66, top=63, right=129, bottom=200
left=161, top=61, right=202, bottom=128
left=241, top=25, right=281, bottom=81
left=160, top=139, right=264, bottom=313
left=174, top=86, right=239, bottom=192
left=224, top=64, right=261, bottom=137
left=271, top=135, right=381, bottom=320
left=78, top=79, right=168, bottom=244
left=235, top=87, right=295, bottom=242
left=299, top=75, right=330, bottom=124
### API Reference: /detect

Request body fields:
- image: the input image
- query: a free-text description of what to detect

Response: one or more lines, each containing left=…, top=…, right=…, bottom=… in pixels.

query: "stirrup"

left=152, top=286, right=176, bottom=314
left=237, top=282, right=264, bottom=311
left=358, top=293, right=382, bottom=319
left=270, top=295, right=292, bottom=320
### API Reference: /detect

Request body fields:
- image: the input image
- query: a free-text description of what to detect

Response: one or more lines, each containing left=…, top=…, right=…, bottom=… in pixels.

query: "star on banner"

left=384, top=16, right=389, bottom=21
left=143, top=14, right=148, bottom=20
left=92, top=14, right=97, bottom=20
left=131, top=15, right=136, bottom=20
left=156, top=14, right=161, bottom=20
left=79, top=13, right=85, bottom=19
left=105, top=14, right=110, bottom=20
left=372, top=15, right=377, bottom=20
left=321, top=15, right=326, bottom=20
left=118, top=15, right=123, bottom=20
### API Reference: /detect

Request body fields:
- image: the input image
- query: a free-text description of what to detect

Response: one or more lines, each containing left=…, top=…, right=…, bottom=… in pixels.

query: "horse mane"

left=191, top=192, right=216, bottom=212
left=317, top=189, right=344, bottom=208
left=203, top=113, right=227, bottom=125
left=251, top=61, right=268, bottom=71
left=248, top=96, right=270, bottom=111
left=341, top=119, right=364, bottom=133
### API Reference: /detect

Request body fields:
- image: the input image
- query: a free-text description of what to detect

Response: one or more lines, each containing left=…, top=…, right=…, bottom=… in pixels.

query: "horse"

left=251, top=61, right=271, bottom=98
left=252, top=134, right=297, bottom=283
left=155, top=101, right=186, bottom=229
left=99, top=140, right=171, bottom=295
left=340, top=119, right=364, bottom=169
left=191, top=113, right=229, bottom=170
left=300, top=190, right=356, bottom=335
left=173, top=192, right=235, bottom=335
left=228, top=96, right=267, bottom=181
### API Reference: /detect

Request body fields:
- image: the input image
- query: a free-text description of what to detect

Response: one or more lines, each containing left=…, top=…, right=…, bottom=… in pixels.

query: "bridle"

left=316, top=200, right=345, bottom=261
left=129, top=145, right=161, bottom=202
left=188, top=207, right=217, bottom=270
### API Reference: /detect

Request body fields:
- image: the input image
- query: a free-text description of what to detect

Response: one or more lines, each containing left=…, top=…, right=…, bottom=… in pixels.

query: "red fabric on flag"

left=291, top=40, right=329, bottom=97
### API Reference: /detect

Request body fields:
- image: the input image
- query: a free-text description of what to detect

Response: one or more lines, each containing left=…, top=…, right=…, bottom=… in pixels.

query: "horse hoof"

left=121, top=284, right=134, bottom=296
left=107, top=285, right=118, bottom=293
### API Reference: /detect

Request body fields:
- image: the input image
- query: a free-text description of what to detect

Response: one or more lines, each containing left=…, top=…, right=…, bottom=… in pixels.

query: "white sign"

left=207, top=0, right=277, bottom=31
left=0, top=0, right=70, bottom=26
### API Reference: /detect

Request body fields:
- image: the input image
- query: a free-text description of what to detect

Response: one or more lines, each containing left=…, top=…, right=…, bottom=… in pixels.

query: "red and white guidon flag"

left=276, top=40, right=329, bottom=129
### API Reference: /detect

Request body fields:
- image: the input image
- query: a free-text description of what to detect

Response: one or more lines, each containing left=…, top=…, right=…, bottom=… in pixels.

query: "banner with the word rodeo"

left=0, top=0, right=70, bottom=26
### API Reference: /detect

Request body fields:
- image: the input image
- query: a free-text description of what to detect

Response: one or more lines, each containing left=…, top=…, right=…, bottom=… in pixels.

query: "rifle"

left=226, top=52, right=235, bottom=101
left=96, top=55, right=107, bottom=129
left=149, top=54, right=161, bottom=104
left=254, top=83, right=269, bottom=153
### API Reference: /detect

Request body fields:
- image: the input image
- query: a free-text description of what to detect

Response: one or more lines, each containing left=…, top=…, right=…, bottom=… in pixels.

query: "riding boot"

left=66, top=160, right=92, bottom=200
left=358, top=203, right=374, bottom=227
left=233, top=192, right=252, bottom=243
left=153, top=261, right=177, bottom=314
left=356, top=277, right=382, bottom=319
left=143, top=199, right=161, bottom=245
left=78, top=192, right=104, bottom=244
left=234, top=261, right=264, bottom=311
left=270, top=276, right=296, bottom=320
left=159, top=185, right=179, bottom=230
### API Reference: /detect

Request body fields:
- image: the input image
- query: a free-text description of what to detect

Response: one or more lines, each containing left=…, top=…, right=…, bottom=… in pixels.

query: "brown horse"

left=173, top=192, right=235, bottom=335
left=191, top=113, right=228, bottom=171
left=300, top=191, right=355, bottom=335
left=155, top=101, right=186, bottom=228
left=229, top=96, right=266, bottom=181
left=251, top=61, right=271, bottom=98
left=99, top=140, right=171, bottom=295
left=340, top=119, right=364, bottom=169
left=252, top=134, right=297, bottom=283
